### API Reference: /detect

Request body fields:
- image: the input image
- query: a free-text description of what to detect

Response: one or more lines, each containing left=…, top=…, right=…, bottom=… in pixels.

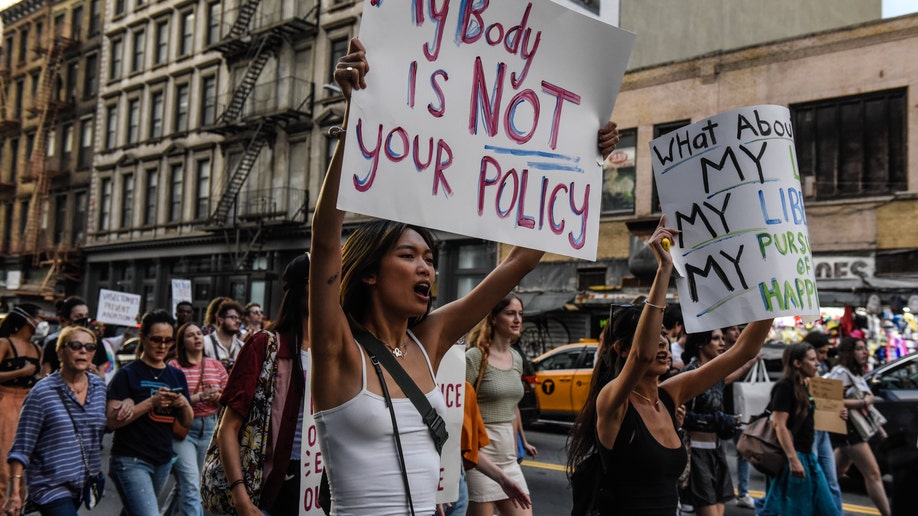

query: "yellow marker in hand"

left=661, top=238, right=671, bottom=251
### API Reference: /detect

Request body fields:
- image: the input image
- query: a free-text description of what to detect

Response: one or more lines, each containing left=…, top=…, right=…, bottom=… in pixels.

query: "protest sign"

left=435, top=344, right=466, bottom=504
left=300, top=350, right=324, bottom=515
left=339, top=0, right=635, bottom=260
left=171, top=279, right=192, bottom=316
left=650, top=105, right=820, bottom=332
left=96, top=289, right=141, bottom=327
left=809, top=376, right=847, bottom=434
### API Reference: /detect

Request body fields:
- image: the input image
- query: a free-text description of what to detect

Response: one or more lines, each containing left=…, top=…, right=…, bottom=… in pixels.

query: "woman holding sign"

left=309, top=39, right=624, bottom=515
left=567, top=228, right=774, bottom=515
left=761, top=343, right=844, bottom=516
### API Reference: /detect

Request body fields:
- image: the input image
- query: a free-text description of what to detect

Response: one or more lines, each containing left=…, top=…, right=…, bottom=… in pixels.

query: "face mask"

left=34, top=321, right=50, bottom=339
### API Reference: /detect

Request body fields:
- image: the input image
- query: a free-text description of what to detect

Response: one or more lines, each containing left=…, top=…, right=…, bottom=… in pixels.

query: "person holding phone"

left=106, top=310, right=193, bottom=516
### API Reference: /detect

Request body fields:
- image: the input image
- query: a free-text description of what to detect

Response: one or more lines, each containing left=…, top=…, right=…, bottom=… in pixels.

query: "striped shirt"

left=7, top=372, right=107, bottom=506
left=168, top=358, right=228, bottom=417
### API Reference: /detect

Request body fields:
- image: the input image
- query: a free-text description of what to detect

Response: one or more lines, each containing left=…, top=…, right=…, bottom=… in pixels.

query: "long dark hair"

left=836, top=336, right=866, bottom=376
left=681, top=330, right=714, bottom=366
left=0, top=303, right=42, bottom=338
left=566, top=302, right=645, bottom=477
left=341, top=220, right=437, bottom=327
left=268, top=253, right=311, bottom=349
left=780, top=342, right=814, bottom=420
left=174, top=322, right=200, bottom=368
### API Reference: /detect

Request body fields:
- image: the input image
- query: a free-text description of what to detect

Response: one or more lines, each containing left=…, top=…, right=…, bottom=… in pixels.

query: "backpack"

left=570, top=452, right=614, bottom=516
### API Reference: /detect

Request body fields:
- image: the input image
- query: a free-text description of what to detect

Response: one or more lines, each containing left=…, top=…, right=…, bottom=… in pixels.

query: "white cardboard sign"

left=650, top=105, right=820, bottom=332
left=299, top=350, right=324, bottom=514
left=435, top=344, right=467, bottom=504
left=339, top=0, right=635, bottom=260
left=95, top=289, right=141, bottom=327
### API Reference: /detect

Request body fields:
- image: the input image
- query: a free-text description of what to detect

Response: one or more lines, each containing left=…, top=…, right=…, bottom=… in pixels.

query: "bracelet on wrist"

left=644, top=301, right=666, bottom=312
left=327, top=126, right=346, bottom=139
left=229, top=478, right=246, bottom=491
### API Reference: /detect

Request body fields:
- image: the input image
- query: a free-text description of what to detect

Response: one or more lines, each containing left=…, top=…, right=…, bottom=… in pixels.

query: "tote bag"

left=733, top=358, right=773, bottom=420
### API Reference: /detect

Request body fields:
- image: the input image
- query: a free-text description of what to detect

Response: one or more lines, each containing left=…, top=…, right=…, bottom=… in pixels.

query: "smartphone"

left=171, top=387, right=184, bottom=393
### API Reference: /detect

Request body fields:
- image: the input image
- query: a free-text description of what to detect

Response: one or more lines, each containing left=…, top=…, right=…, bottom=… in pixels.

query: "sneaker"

left=735, top=494, right=756, bottom=509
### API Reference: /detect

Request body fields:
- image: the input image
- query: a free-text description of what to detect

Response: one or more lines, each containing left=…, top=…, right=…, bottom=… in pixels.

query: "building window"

left=792, top=88, right=906, bottom=199
left=110, top=37, right=123, bottom=79
left=106, top=105, right=117, bottom=149
left=54, top=194, right=67, bottom=244
left=601, top=128, right=637, bottom=214
left=652, top=120, right=690, bottom=212
left=18, top=29, right=28, bottom=63
left=174, top=84, right=189, bottom=132
left=84, top=54, right=98, bottom=97
left=66, top=61, right=79, bottom=100
left=62, top=123, right=74, bottom=157
left=78, top=118, right=93, bottom=169
left=2, top=203, right=12, bottom=253
left=4, top=36, right=13, bottom=67
left=144, top=168, right=157, bottom=225
left=13, top=80, right=23, bottom=118
left=73, top=191, right=87, bottom=243
left=99, top=178, right=112, bottom=231
left=201, top=76, right=216, bottom=126
left=179, top=11, right=194, bottom=56
left=155, top=20, right=169, bottom=64
left=89, top=0, right=101, bottom=36
left=329, top=38, right=348, bottom=83
left=121, top=173, right=134, bottom=228
left=150, top=91, right=164, bottom=138
left=131, top=29, right=145, bottom=72
left=169, top=164, right=183, bottom=221
left=195, top=159, right=210, bottom=219
left=446, top=242, right=493, bottom=302
left=577, top=267, right=607, bottom=290
left=127, top=99, right=140, bottom=143
left=19, top=200, right=29, bottom=236
left=10, top=138, right=19, bottom=181
left=71, top=6, right=83, bottom=41
left=206, top=2, right=220, bottom=46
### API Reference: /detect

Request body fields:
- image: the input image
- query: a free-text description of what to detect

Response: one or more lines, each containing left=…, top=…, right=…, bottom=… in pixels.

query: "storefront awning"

left=516, top=291, right=576, bottom=315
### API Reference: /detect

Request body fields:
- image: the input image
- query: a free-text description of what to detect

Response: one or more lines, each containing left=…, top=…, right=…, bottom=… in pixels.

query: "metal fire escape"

left=205, top=0, right=318, bottom=267
left=20, top=13, right=73, bottom=259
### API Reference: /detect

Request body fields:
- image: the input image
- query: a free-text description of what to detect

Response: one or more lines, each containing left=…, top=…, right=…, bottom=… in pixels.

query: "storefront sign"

left=813, top=256, right=874, bottom=279
left=651, top=105, right=820, bottom=332
left=339, top=0, right=635, bottom=260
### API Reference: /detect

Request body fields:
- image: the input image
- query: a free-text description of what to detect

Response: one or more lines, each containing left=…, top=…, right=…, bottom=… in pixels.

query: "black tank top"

left=598, top=388, right=687, bottom=515
left=0, top=338, right=42, bottom=389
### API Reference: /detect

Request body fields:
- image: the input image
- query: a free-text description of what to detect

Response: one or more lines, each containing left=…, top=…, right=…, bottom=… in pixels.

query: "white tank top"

left=314, top=330, right=447, bottom=516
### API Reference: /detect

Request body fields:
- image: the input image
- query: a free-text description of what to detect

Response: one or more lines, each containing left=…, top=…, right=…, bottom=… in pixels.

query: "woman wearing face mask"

left=0, top=304, right=45, bottom=508
left=827, top=337, right=890, bottom=516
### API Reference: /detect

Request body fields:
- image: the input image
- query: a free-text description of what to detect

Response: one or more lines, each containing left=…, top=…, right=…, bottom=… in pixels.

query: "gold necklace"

left=632, top=390, right=659, bottom=407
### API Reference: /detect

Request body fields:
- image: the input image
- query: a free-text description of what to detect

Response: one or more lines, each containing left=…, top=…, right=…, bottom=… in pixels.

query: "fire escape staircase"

left=216, top=34, right=277, bottom=126
left=209, top=121, right=270, bottom=226
left=20, top=28, right=68, bottom=259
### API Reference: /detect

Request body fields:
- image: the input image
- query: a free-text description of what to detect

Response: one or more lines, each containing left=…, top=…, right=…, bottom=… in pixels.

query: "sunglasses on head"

left=63, top=341, right=97, bottom=352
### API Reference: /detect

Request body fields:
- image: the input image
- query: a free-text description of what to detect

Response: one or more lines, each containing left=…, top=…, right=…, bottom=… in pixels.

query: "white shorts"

left=466, top=421, right=530, bottom=503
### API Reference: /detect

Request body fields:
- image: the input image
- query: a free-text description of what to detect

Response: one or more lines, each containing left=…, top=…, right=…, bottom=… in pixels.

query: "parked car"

left=521, top=341, right=598, bottom=425
left=864, top=351, right=918, bottom=473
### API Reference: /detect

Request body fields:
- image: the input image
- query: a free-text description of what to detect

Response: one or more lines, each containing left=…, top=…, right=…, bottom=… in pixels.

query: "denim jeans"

left=109, top=455, right=172, bottom=516
left=733, top=431, right=750, bottom=496
left=812, top=430, right=842, bottom=513
left=444, top=467, right=469, bottom=516
left=35, top=496, right=80, bottom=516
left=164, top=414, right=217, bottom=516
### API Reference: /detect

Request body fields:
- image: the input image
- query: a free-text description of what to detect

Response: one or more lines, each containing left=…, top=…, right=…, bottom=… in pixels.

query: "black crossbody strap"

left=55, top=387, right=92, bottom=476
left=350, top=325, right=446, bottom=448
left=367, top=354, right=416, bottom=516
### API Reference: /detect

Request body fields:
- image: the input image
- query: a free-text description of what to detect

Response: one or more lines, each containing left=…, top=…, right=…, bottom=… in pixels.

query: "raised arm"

left=309, top=38, right=368, bottom=409
left=663, top=318, right=774, bottom=406
left=595, top=220, right=675, bottom=443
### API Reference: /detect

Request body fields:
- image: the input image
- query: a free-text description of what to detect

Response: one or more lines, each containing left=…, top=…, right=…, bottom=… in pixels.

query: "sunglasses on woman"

left=148, top=336, right=176, bottom=346
left=63, top=341, right=97, bottom=352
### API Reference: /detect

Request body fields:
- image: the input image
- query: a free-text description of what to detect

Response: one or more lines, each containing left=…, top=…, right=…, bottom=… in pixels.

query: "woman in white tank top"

left=309, top=38, right=549, bottom=516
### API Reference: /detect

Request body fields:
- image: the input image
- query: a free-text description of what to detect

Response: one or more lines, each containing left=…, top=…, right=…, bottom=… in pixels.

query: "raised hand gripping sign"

left=650, top=105, right=820, bottom=333
left=339, top=0, right=634, bottom=260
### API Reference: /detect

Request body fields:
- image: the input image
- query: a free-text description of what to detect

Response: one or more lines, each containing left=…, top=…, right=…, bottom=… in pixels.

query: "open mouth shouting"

left=414, top=281, right=431, bottom=301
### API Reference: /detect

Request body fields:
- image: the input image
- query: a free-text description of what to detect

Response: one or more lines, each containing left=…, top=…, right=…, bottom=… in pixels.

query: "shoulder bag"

left=319, top=325, right=449, bottom=516
left=736, top=409, right=785, bottom=477
left=733, top=357, right=774, bottom=419
left=172, top=360, right=203, bottom=441
left=200, top=331, right=278, bottom=514
left=841, top=369, right=888, bottom=441
left=55, top=388, right=105, bottom=509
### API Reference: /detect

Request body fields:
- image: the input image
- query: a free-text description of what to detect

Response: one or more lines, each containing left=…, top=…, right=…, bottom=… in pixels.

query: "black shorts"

left=830, top=419, right=867, bottom=448
left=688, top=443, right=735, bottom=506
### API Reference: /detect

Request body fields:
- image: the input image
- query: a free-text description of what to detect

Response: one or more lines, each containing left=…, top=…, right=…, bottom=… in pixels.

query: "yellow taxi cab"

left=526, top=340, right=598, bottom=423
